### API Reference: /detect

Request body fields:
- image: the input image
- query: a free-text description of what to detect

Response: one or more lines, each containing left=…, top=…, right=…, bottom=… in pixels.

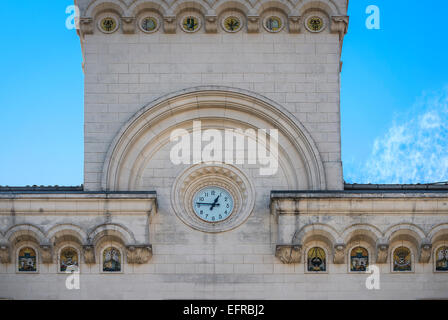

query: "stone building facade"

left=0, top=0, right=447, bottom=299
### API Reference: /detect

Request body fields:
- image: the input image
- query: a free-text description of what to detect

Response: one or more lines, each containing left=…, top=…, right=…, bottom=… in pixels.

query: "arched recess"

left=102, top=86, right=326, bottom=191
left=84, top=0, right=126, bottom=18
left=293, top=223, right=340, bottom=247
left=341, top=224, right=382, bottom=248
left=129, top=0, right=169, bottom=17
left=46, top=224, right=88, bottom=247
left=428, top=224, right=448, bottom=244
left=88, top=223, right=136, bottom=246
left=297, top=0, right=340, bottom=16
left=253, top=0, right=294, bottom=16
left=213, top=0, right=251, bottom=16
left=6, top=224, right=47, bottom=246
left=385, top=224, right=425, bottom=253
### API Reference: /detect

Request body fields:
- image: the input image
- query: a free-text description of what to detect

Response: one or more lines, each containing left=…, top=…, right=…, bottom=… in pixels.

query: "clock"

left=192, top=186, right=234, bottom=223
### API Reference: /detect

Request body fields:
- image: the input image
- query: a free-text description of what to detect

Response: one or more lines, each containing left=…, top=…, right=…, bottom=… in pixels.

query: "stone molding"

left=0, top=193, right=157, bottom=215
left=275, top=245, right=302, bottom=264
left=271, top=193, right=448, bottom=215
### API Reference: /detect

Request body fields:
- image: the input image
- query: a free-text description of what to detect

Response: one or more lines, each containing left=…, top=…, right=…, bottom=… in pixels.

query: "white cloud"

left=345, top=86, right=448, bottom=184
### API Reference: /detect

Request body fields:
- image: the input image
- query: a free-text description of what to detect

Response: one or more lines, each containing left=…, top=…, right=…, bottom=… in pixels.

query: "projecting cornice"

left=0, top=192, right=157, bottom=215
left=270, top=192, right=448, bottom=216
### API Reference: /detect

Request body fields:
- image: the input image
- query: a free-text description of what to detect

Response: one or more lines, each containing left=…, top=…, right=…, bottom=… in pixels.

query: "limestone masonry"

left=1, top=0, right=447, bottom=299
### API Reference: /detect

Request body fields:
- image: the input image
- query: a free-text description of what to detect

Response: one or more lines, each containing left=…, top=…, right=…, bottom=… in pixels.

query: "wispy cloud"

left=345, top=86, right=448, bottom=184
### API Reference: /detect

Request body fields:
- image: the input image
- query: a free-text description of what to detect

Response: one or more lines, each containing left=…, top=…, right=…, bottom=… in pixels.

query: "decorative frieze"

left=275, top=245, right=302, bottom=264
left=126, top=245, right=153, bottom=264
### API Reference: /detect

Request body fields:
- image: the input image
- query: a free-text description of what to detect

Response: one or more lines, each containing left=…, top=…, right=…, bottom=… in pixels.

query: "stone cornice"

left=271, top=192, right=448, bottom=215
left=0, top=193, right=157, bottom=215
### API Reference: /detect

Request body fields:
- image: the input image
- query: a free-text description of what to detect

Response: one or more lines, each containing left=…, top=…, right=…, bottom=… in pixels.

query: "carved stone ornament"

left=40, top=245, right=53, bottom=264
left=83, top=245, right=96, bottom=264
left=247, top=16, right=260, bottom=33
left=126, top=245, right=153, bottom=264
left=333, top=243, right=346, bottom=264
left=121, top=17, right=136, bottom=34
left=164, top=16, right=176, bottom=33
left=376, top=243, right=389, bottom=263
left=330, top=16, right=349, bottom=39
left=288, top=16, right=302, bottom=33
left=205, top=15, right=218, bottom=33
left=79, top=17, right=94, bottom=35
left=0, top=245, right=10, bottom=264
left=419, top=241, right=432, bottom=263
left=275, top=245, right=302, bottom=264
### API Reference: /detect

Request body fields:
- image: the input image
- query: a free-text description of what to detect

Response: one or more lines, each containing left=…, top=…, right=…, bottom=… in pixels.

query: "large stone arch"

left=102, top=86, right=326, bottom=191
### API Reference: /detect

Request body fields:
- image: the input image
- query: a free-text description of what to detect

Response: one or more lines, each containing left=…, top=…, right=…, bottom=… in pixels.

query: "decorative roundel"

left=171, top=164, right=255, bottom=233
left=263, top=16, right=284, bottom=33
left=222, top=16, right=243, bottom=33
left=139, top=16, right=159, bottom=33
left=306, top=16, right=325, bottom=33
left=192, top=186, right=235, bottom=223
left=99, top=16, right=119, bottom=33
left=181, top=15, right=201, bottom=33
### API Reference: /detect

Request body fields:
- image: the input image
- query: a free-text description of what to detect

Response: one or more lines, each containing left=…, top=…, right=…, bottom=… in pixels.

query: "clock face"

left=192, top=187, right=234, bottom=223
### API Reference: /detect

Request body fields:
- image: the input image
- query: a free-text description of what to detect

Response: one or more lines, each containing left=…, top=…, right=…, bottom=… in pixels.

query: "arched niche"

left=101, top=86, right=326, bottom=192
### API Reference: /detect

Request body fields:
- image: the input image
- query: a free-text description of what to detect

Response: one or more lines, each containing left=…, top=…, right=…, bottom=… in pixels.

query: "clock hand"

left=196, top=202, right=220, bottom=206
left=210, top=195, right=220, bottom=211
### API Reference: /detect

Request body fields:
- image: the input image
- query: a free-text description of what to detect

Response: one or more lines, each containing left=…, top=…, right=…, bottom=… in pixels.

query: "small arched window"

left=102, top=247, right=122, bottom=272
left=59, top=247, right=79, bottom=272
left=307, top=247, right=326, bottom=272
left=350, top=246, right=369, bottom=272
left=393, top=246, right=412, bottom=272
left=435, top=246, right=448, bottom=272
left=18, top=247, right=37, bottom=272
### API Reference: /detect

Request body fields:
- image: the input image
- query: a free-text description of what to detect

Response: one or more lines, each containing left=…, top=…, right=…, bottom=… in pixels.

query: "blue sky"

left=0, top=0, right=447, bottom=186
